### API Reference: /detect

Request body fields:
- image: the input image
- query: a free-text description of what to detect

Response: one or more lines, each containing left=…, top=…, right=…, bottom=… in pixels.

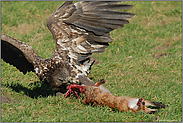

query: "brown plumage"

left=65, top=80, right=166, bottom=113
left=1, top=1, right=134, bottom=92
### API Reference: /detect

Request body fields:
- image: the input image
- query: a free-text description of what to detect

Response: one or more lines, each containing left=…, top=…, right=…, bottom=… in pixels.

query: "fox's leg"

left=144, top=107, right=156, bottom=113
left=94, top=79, right=106, bottom=86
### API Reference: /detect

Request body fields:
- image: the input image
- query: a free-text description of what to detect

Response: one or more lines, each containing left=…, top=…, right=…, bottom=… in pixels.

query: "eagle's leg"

left=64, top=84, right=85, bottom=98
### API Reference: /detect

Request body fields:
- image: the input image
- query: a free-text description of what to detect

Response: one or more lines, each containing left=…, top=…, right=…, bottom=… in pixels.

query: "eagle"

left=1, top=1, right=134, bottom=93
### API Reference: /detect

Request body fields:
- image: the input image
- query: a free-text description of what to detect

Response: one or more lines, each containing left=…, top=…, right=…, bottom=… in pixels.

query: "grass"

left=1, top=1, right=182, bottom=122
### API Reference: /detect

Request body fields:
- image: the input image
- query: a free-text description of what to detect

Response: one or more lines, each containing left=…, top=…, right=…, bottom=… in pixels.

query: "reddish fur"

left=65, top=80, right=166, bottom=113
left=82, top=86, right=131, bottom=112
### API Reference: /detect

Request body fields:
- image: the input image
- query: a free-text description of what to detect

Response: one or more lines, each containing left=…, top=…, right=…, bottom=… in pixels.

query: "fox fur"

left=65, top=79, right=166, bottom=113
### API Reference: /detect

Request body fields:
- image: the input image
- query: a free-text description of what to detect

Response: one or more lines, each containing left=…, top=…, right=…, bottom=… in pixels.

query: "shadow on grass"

left=3, top=81, right=55, bottom=99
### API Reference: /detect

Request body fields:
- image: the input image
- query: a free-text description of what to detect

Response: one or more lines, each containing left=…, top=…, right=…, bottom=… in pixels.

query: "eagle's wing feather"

left=47, top=1, right=134, bottom=63
left=46, top=1, right=134, bottom=78
left=65, top=1, right=134, bottom=35
left=1, top=34, right=39, bottom=74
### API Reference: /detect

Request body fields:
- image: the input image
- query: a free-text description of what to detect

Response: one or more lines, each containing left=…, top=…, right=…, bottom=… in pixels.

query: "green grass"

left=1, top=1, right=182, bottom=122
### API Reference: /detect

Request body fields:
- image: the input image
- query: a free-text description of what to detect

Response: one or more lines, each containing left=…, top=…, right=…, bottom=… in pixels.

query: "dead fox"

left=64, top=79, right=166, bottom=113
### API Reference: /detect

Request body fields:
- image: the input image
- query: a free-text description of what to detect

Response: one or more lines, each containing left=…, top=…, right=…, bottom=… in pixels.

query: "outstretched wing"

left=47, top=1, right=134, bottom=63
left=1, top=34, right=39, bottom=74
left=46, top=1, right=134, bottom=78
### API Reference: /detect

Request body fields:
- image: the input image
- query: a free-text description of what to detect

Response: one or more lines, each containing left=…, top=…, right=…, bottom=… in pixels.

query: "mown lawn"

left=1, top=1, right=182, bottom=122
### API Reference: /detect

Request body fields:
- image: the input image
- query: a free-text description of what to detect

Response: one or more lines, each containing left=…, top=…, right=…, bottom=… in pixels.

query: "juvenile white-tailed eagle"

left=1, top=1, right=134, bottom=92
